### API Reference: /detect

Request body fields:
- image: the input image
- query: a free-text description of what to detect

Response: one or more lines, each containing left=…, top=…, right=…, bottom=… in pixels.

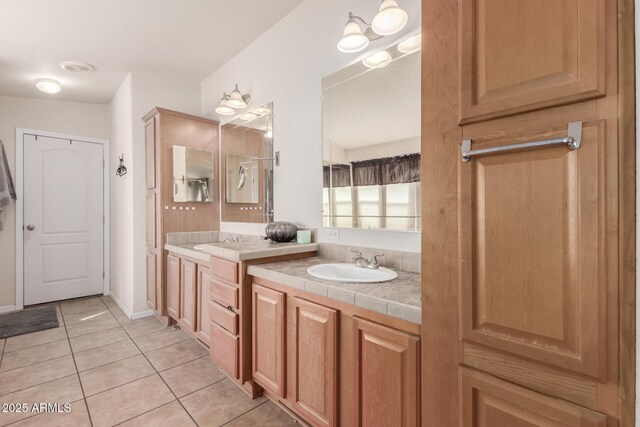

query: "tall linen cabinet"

left=144, top=107, right=220, bottom=323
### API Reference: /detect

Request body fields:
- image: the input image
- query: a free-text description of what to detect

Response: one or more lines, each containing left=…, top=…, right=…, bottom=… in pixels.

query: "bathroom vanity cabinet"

left=251, top=276, right=421, bottom=427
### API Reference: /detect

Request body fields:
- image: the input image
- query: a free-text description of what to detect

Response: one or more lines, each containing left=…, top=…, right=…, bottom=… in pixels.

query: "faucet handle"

left=369, top=253, right=385, bottom=267
left=351, top=249, right=363, bottom=257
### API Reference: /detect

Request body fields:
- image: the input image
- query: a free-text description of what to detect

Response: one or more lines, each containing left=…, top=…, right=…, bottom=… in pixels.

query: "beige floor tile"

left=0, top=375, right=83, bottom=426
left=69, top=327, right=128, bottom=353
left=63, top=309, right=115, bottom=326
left=225, top=401, right=300, bottom=426
left=66, top=316, right=119, bottom=338
left=133, top=327, right=190, bottom=353
left=180, top=379, right=266, bottom=426
left=122, top=318, right=166, bottom=338
left=9, top=400, right=90, bottom=427
left=74, top=339, right=140, bottom=372
left=86, top=374, right=175, bottom=427
left=80, top=354, right=155, bottom=396
left=160, top=356, right=225, bottom=398
left=0, top=355, right=76, bottom=396
left=145, top=339, right=208, bottom=372
left=117, top=401, right=196, bottom=427
left=101, top=295, right=118, bottom=308
left=0, top=339, right=71, bottom=372
left=4, top=327, right=67, bottom=352
left=60, top=297, right=107, bottom=316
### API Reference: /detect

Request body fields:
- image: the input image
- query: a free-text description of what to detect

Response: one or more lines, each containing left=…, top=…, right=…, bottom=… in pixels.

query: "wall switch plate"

left=326, top=228, right=340, bottom=240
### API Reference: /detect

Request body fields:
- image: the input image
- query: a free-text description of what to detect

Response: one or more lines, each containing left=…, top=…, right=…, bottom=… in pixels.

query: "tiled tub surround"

left=248, top=255, right=421, bottom=324
left=0, top=296, right=298, bottom=427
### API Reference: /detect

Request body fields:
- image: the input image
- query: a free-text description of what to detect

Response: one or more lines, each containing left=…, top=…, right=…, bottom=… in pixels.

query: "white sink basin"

left=307, top=263, right=397, bottom=283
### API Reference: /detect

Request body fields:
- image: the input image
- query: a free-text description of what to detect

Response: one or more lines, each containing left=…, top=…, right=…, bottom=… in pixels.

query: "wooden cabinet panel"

left=355, top=317, right=420, bottom=427
left=460, top=121, right=607, bottom=378
left=196, top=265, right=211, bottom=344
left=289, top=297, right=337, bottom=427
left=166, top=254, right=180, bottom=319
left=210, top=322, right=239, bottom=379
left=460, top=368, right=607, bottom=426
left=210, top=279, right=239, bottom=310
left=459, top=0, right=605, bottom=124
left=146, top=252, right=156, bottom=310
left=179, top=259, right=197, bottom=332
left=145, top=192, right=156, bottom=247
left=252, top=284, right=285, bottom=397
left=210, top=301, right=239, bottom=335
left=210, top=256, right=239, bottom=284
left=145, top=116, right=156, bottom=189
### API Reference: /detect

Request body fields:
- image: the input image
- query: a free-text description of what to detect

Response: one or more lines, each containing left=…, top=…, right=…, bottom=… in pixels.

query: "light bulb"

left=372, top=0, right=408, bottom=36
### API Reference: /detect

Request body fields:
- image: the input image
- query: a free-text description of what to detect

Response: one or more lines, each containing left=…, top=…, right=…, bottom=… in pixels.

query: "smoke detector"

left=60, top=61, right=95, bottom=72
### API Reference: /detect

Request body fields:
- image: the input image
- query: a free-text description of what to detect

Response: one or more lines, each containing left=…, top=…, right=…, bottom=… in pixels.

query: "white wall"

left=109, top=73, right=201, bottom=315
left=0, top=96, right=110, bottom=310
left=201, top=0, right=421, bottom=252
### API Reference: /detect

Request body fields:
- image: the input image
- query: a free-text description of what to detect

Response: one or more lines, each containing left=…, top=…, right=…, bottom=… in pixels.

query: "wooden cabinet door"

left=423, top=0, right=632, bottom=425
left=179, top=259, right=197, bottom=331
left=196, top=265, right=211, bottom=343
left=355, top=317, right=420, bottom=427
left=166, top=254, right=180, bottom=320
left=252, top=284, right=285, bottom=397
left=145, top=116, right=156, bottom=189
left=145, top=192, right=156, bottom=247
left=289, top=297, right=337, bottom=427
left=146, top=252, right=156, bottom=310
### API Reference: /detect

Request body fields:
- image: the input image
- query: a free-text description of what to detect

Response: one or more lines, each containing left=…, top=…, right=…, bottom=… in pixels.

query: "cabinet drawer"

left=210, top=279, right=239, bottom=309
left=210, top=301, right=239, bottom=335
left=210, top=322, right=239, bottom=379
left=210, top=257, right=239, bottom=284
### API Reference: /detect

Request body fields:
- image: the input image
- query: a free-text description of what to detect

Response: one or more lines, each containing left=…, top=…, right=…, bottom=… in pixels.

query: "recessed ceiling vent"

left=60, top=61, right=95, bottom=72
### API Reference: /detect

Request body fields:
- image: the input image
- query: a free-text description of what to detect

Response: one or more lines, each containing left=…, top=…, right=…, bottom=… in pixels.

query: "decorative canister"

left=265, top=221, right=298, bottom=242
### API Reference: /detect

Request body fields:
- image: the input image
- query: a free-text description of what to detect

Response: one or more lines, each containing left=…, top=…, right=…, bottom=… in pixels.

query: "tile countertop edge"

left=164, top=243, right=210, bottom=263
left=247, top=264, right=422, bottom=325
left=201, top=242, right=319, bottom=261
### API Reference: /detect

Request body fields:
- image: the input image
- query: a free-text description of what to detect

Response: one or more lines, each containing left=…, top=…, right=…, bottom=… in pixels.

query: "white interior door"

left=24, top=134, right=104, bottom=305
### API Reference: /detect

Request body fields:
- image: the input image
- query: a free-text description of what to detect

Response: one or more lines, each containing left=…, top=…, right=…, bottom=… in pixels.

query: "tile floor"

left=0, top=296, right=300, bottom=426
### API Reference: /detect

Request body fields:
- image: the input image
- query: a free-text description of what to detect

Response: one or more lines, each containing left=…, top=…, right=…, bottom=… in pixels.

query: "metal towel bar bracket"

left=461, top=121, right=583, bottom=162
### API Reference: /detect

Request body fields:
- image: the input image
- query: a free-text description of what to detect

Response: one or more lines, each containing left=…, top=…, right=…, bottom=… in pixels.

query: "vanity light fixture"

left=240, top=112, right=258, bottom=121
left=337, top=1, right=408, bottom=53
left=362, top=50, right=392, bottom=68
left=226, top=84, right=250, bottom=109
left=397, top=33, right=421, bottom=54
left=35, top=78, right=62, bottom=94
left=214, top=94, right=235, bottom=116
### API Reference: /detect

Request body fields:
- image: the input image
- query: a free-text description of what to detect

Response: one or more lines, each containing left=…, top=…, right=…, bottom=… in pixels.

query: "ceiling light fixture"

left=214, top=94, right=235, bottom=116
left=60, top=61, right=95, bottom=72
left=362, top=50, right=392, bottom=68
left=35, top=78, right=62, bottom=94
left=397, top=33, right=421, bottom=54
left=226, top=84, right=250, bottom=109
left=372, top=0, right=408, bottom=36
left=337, top=1, right=408, bottom=54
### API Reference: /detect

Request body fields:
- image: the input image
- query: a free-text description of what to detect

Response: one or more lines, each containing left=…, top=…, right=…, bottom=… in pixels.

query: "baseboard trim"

left=0, top=305, right=17, bottom=314
left=131, top=309, right=154, bottom=320
left=105, top=292, right=153, bottom=321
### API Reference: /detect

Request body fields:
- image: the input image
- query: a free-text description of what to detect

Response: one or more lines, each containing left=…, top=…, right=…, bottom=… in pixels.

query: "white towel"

left=0, top=140, right=16, bottom=230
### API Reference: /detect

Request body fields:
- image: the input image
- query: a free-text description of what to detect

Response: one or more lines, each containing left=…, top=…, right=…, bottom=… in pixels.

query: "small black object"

left=116, top=154, right=127, bottom=177
left=265, top=221, right=298, bottom=242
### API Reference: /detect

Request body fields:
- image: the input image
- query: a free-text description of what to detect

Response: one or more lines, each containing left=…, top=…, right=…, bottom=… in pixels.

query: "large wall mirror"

left=220, top=102, right=274, bottom=223
left=173, top=146, right=214, bottom=203
left=322, top=39, right=421, bottom=232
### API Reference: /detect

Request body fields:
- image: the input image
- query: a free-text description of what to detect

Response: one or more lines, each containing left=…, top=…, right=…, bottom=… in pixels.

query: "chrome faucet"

left=351, top=250, right=384, bottom=269
left=224, top=234, right=240, bottom=243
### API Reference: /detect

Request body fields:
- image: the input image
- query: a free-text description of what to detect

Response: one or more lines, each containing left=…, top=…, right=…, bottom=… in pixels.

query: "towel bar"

left=461, top=121, right=583, bottom=162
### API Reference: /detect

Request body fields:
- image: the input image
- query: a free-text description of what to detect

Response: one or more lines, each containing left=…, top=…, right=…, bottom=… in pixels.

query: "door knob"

left=26, top=225, right=35, bottom=231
